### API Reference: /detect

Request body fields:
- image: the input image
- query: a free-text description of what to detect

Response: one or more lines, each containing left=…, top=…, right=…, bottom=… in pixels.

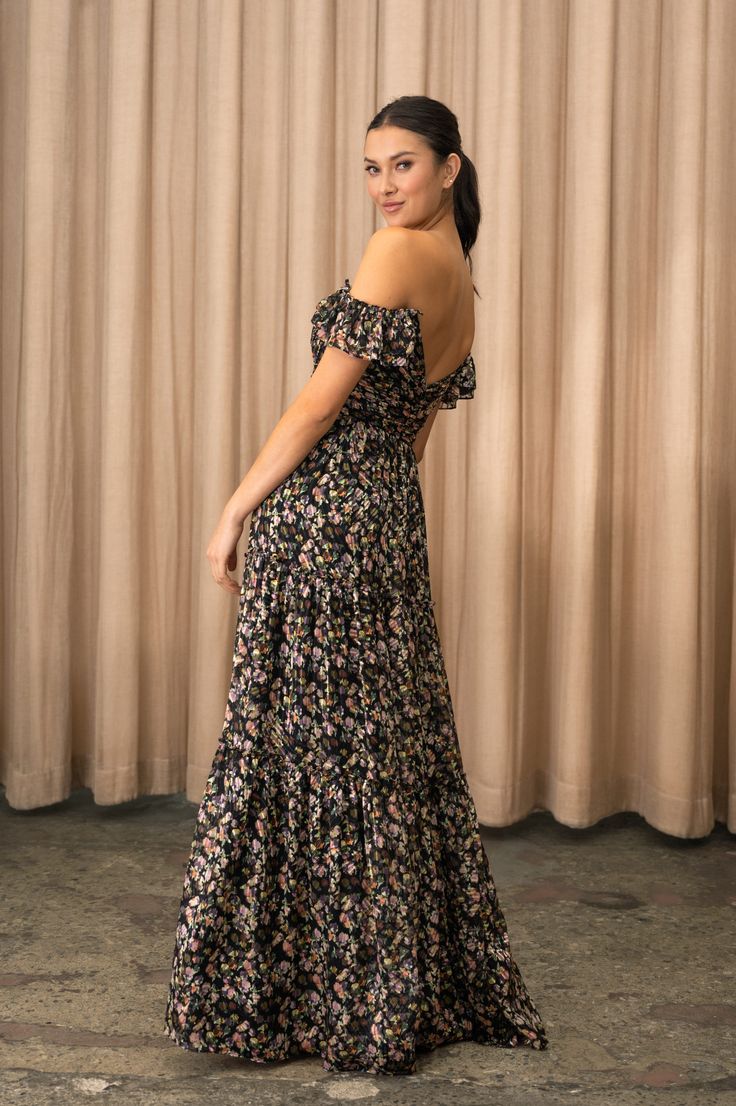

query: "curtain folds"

left=1, top=0, right=734, bottom=837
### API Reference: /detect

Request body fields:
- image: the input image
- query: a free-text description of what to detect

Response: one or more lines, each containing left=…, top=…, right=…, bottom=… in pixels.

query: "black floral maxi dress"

left=164, top=277, right=549, bottom=1075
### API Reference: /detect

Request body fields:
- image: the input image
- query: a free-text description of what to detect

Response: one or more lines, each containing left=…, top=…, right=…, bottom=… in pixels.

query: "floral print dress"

left=164, top=277, right=549, bottom=1075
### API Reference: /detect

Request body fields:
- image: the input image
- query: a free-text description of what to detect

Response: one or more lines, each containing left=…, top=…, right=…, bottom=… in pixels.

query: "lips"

left=383, top=202, right=403, bottom=211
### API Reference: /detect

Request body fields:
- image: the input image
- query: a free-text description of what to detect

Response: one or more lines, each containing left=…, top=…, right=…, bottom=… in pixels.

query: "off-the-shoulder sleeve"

left=310, top=286, right=414, bottom=367
left=320, top=296, right=385, bottom=361
left=438, top=356, right=476, bottom=408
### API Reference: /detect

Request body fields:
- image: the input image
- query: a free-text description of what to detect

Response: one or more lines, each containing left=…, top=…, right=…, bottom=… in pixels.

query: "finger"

left=215, top=573, right=240, bottom=594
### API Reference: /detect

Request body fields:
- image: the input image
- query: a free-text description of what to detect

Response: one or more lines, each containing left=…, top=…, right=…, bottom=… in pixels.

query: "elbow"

left=297, top=395, right=341, bottom=428
left=313, top=404, right=342, bottom=428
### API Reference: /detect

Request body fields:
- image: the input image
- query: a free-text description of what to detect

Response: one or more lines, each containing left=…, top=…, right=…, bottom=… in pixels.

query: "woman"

left=164, top=94, right=549, bottom=1076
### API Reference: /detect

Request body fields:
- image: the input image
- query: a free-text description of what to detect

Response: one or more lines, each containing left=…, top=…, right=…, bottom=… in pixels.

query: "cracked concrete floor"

left=1, top=787, right=734, bottom=1106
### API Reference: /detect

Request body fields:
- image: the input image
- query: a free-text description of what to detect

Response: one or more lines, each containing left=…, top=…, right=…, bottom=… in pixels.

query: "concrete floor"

left=1, top=786, right=734, bottom=1106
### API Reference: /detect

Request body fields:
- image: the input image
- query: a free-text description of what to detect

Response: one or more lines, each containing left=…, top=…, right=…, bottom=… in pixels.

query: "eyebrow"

left=362, top=150, right=416, bottom=163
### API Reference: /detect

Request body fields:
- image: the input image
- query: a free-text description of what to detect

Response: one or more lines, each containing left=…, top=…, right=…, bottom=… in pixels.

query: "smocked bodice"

left=309, top=278, right=476, bottom=440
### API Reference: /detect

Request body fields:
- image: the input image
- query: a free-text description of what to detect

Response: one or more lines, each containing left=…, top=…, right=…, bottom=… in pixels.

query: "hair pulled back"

left=366, top=95, right=481, bottom=293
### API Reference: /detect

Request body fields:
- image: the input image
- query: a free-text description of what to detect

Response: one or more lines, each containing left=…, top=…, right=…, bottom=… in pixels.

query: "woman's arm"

left=206, top=345, right=370, bottom=593
left=224, top=346, right=369, bottom=525
left=209, top=230, right=415, bottom=592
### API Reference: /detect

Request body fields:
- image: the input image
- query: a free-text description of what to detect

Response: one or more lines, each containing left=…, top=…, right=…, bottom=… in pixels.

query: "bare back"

left=402, top=231, right=476, bottom=387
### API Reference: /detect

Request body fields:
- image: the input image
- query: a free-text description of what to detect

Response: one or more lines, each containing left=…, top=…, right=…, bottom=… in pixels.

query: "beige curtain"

left=1, top=0, right=734, bottom=838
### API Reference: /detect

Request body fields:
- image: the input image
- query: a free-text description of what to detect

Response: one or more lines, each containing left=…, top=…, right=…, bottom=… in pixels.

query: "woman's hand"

left=206, top=509, right=246, bottom=594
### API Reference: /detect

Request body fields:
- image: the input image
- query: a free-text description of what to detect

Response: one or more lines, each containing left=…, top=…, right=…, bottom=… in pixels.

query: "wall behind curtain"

left=1, top=0, right=734, bottom=838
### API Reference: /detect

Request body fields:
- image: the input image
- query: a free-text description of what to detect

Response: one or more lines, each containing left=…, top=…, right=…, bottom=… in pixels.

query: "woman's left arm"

left=207, top=345, right=369, bottom=593
left=210, top=230, right=413, bottom=592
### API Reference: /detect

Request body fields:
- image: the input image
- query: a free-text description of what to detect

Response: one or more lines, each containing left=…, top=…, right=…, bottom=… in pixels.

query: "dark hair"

left=366, top=94, right=481, bottom=295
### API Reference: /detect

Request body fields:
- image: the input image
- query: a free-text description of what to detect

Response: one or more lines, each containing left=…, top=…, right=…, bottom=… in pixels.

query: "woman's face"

left=363, top=125, right=455, bottom=228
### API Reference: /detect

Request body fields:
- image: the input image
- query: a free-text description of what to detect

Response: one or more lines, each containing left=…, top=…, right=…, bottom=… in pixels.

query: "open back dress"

left=164, top=276, right=549, bottom=1075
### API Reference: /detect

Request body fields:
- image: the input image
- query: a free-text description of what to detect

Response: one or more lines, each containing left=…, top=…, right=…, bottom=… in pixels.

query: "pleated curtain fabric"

left=1, top=0, right=734, bottom=838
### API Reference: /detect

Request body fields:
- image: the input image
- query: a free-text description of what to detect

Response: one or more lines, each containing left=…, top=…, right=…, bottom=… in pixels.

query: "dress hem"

left=164, top=1016, right=548, bottom=1076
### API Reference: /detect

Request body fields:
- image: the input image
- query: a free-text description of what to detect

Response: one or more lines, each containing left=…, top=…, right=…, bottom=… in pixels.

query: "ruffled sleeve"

left=310, top=279, right=416, bottom=367
left=438, top=356, right=476, bottom=408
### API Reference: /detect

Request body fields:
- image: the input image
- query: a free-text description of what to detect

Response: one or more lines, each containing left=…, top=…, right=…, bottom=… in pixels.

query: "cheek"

left=401, top=170, right=428, bottom=197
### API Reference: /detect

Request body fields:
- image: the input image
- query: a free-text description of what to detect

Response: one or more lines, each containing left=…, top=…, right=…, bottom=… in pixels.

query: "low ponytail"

left=453, top=150, right=481, bottom=279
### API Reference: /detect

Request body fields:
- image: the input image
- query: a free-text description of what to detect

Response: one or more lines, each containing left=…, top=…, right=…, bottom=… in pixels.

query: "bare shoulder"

left=350, top=227, right=427, bottom=310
